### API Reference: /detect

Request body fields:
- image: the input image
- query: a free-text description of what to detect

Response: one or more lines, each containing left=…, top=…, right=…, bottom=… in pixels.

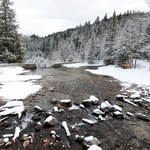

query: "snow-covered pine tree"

left=0, top=0, right=23, bottom=63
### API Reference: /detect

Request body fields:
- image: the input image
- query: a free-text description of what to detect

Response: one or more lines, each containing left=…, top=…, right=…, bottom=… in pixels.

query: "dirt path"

left=24, top=66, right=121, bottom=111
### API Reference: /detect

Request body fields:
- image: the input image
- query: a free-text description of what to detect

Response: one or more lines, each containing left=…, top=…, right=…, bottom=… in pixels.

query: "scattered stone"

left=82, top=118, right=97, bottom=125
left=79, top=104, right=85, bottom=109
left=22, top=64, right=37, bottom=70
left=59, top=99, right=72, bottom=108
left=90, top=95, right=99, bottom=105
left=98, top=115, right=106, bottom=121
left=1, top=121, right=11, bottom=128
left=75, top=135, right=85, bottom=142
left=20, top=134, right=32, bottom=141
left=49, top=87, right=55, bottom=92
left=52, top=63, right=62, bottom=68
left=50, top=99, right=58, bottom=104
left=137, top=113, right=150, bottom=122
left=112, top=111, right=124, bottom=119
left=53, top=106, right=59, bottom=112
left=126, top=112, right=134, bottom=117
left=50, top=131, right=60, bottom=141
left=62, top=121, right=71, bottom=136
left=35, top=122, right=42, bottom=132
left=130, top=92, right=141, bottom=99
left=2, top=134, right=13, bottom=138
left=5, top=141, right=12, bottom=147
left=23, top=140, right=30, bottom=148
left=44, top=116, right=57, bottom=127
left=88, top=145, right=102, bottom=150
left=100, top=101, right=112, bottom=109
left=82, top=99, right=92, bottom=108
left=32, top=115, right=41, bottom=121
left=83, top=136, right=101, bottom=148
left=93, top=109, right=105, bottom=117
left=113, top=104, right=122, bottom=112
left=100, top=101, right=112, bottom=113
left=133, top=99, right=142, bottom=104
left=124, top=99, right=138, bottom=107
left=34, top=106, right=44, bottom=112
left=3, top=138, right=9, bottom=143
left=116, top=95, right=127, bottom=101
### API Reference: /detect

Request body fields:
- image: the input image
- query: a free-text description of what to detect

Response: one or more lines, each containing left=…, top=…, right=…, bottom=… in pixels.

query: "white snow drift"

left=0, top=66, right=42, bottom=100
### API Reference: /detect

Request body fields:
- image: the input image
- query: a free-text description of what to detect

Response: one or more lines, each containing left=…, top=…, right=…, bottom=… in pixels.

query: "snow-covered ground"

left=86, top=60, right=150, bottom=86
left=64, top=59, right=150, bottom=88
left=63, top=61, right=104, bottom=68
left=0, top=66, right=42, bottom=100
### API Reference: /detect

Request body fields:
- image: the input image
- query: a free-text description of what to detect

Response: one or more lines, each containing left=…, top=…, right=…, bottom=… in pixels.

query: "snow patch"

left=0, top=66, right=42, bottom=100
left=63, top=61, right=104, bottom=68
left=86, top=60, right=150, bottom=86
left=0, top=101, right=25, bottom=118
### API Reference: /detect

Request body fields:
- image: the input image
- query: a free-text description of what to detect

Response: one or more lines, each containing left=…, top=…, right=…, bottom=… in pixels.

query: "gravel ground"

left=1, top=66, right=150, bottom=150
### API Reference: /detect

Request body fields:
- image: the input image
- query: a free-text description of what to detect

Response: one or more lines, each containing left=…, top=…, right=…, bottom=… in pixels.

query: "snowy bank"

left=0, top=66, right=42, bottom=100
left=86, top=60, right=150, bottom=86
left=63, top=61, right=104, bottom=68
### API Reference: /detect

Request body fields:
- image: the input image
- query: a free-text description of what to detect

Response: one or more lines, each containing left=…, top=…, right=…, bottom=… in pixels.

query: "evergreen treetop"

left=0, top=0, right=23, bottom=63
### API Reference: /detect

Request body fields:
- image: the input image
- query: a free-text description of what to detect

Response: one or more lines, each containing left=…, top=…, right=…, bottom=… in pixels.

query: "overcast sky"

left=12, top=0, right=148, bottom=36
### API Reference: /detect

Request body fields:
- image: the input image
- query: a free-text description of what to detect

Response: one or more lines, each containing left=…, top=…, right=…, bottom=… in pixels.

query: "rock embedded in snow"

left=90, top=95, right=99, bottom=105
left=83, top=136, right=101, bottom=148
left=59, top=99, right=72, bottom=108
left=44, top=116, right=57, bottom=127
left=88, top=145, right=102, bottom=150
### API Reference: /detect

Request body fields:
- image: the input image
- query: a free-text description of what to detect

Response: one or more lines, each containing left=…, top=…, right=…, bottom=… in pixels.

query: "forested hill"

left=23, top=11, right=150, bottom=67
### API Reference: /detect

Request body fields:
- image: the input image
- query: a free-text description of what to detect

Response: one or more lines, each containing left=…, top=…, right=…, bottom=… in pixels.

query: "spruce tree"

left=0, top=0, right=23, bottom=63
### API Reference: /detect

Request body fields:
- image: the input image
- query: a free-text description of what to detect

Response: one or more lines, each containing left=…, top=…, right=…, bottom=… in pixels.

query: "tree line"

left=23, top=10, right=150, bottom=67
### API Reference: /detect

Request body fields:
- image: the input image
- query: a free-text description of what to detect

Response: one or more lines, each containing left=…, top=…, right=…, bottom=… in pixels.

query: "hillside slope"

left=22, top=11, right=150, bottom=67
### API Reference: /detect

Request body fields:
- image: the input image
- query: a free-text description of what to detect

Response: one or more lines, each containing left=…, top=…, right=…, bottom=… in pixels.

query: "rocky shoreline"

left=0, top=67, right=150, bottom=150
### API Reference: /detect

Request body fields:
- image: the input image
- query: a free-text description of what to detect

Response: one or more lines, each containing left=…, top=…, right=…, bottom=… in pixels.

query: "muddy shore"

left=0, top=66, right=150, bottom=150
